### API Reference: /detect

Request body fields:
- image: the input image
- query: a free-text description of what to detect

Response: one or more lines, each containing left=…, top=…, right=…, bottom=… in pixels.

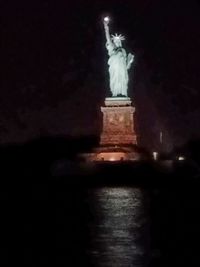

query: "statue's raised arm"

left=103, top=17, right=112, bottom=47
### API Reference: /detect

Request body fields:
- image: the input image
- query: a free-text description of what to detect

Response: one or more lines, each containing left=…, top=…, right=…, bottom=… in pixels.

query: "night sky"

left=1, top=0, right=200, bottom=150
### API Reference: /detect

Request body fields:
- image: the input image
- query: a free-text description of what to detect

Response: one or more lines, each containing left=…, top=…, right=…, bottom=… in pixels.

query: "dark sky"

left=1, top=0, right=200, bottom=150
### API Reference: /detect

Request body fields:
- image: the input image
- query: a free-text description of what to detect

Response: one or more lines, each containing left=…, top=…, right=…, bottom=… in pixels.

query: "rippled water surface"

left=86, top=187, right=149, bottom=267
left=22, top=183, right=150, bottom=266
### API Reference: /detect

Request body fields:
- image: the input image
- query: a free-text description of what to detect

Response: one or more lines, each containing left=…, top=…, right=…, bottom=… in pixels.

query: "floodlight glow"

left=178, top=156, right=185, bottom=161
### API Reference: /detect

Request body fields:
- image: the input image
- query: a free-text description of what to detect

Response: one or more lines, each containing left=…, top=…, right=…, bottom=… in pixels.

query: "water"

left=3, top=146, right=200, bottom=265
left=13, top=171, right=200, bottom=266
left=21, top=179, right=150, bottom=265
left=85, top=187, right=149, bottom=267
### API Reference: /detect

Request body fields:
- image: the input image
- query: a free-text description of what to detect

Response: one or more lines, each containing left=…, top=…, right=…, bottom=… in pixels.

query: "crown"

left=111, top=33, right=125, bottom=41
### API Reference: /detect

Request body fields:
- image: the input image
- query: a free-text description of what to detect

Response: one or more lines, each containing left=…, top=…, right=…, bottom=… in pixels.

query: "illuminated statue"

left=103, top=17, right=134, bottom=97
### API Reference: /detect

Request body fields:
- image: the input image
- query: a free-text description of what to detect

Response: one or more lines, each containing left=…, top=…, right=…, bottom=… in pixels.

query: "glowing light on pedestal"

left=109, top=157, right=116, bottom=161
left=97, top=152, right=126, bottom=161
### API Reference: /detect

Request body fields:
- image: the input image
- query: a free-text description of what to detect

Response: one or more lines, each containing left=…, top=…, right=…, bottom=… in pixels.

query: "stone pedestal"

left=79, top=97, right=141, bottom=162
left=100, top=97, right=137, bottom=145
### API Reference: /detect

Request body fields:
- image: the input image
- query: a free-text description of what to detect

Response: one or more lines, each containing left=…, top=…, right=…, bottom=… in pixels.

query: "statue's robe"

left=106, top=43, right=128, bottom=96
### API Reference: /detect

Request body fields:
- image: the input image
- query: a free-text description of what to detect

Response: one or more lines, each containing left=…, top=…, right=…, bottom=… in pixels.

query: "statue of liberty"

left=103, top=17, right=134, bottom=97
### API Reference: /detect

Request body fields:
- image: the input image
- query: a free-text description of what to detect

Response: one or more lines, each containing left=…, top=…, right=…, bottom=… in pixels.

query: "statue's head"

left=112, top=34, right=125, bottom=47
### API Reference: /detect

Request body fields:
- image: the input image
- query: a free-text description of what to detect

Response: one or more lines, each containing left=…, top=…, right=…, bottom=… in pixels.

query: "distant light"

left=104, top=16, right=110, bottom=22
left=153, top=152, right=158, bottom=161
left=160, top=131, right=163, bottom=144
left=178, top=156, right=185, bottom=161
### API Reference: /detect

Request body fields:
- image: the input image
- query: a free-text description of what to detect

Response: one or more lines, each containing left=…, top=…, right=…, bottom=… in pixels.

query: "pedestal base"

left=100, top=98, right=137, bottom=146
left=79, top=97, right=140, bottom=162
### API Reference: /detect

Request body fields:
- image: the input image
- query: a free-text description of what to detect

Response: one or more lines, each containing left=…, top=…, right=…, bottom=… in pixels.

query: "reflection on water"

left=87, top=187, right=149, bottom=267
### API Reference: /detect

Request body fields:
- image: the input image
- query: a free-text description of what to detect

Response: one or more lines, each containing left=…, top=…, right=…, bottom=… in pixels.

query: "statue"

left=103, top=17, right=134, bottom=97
